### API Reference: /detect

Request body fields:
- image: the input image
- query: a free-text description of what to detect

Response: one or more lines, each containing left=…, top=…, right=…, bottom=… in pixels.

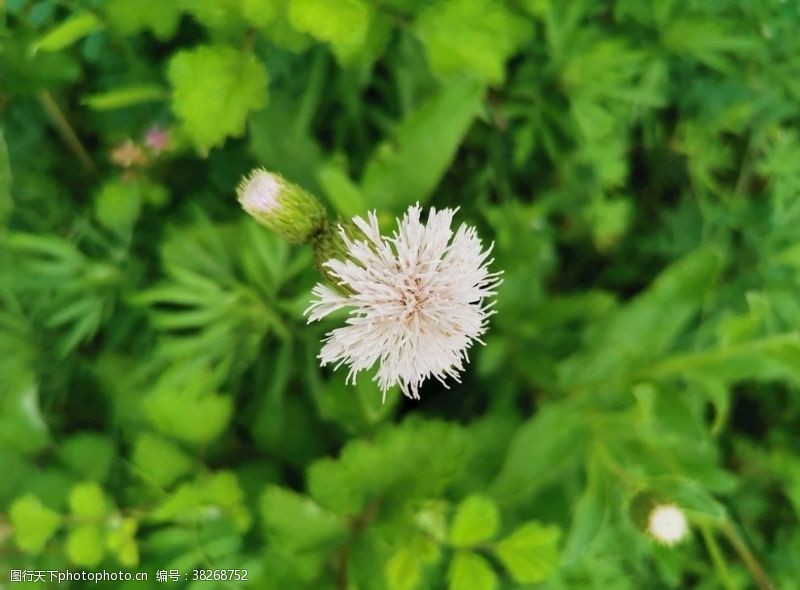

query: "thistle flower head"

left=305, top=204, right=501, bottom=400
left=647, top=503, right=688, bottom=546
left=237, top=168, right=326, bottom=244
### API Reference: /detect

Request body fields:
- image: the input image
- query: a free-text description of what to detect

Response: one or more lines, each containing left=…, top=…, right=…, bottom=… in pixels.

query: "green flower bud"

left=312, top=218, right=361, bottom=286
left=237, top=168, right=327, bottom=244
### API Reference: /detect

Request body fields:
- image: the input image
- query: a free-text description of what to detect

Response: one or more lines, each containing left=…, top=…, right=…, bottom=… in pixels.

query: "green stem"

left=701, top=525, right=736, bottom=590
left=720, top=520, right=774, bottom=590
left=38, top=90, right=98, bottom=176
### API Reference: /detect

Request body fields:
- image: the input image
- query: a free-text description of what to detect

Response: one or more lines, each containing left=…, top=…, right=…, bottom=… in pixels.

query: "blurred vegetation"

left=1, top=0, right=800, bottom=588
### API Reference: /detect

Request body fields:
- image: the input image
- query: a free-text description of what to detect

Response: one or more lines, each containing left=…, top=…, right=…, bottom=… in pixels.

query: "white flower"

left=305, top=204, right=501, bottom=400
left=647, top=503, right=688, bottom=545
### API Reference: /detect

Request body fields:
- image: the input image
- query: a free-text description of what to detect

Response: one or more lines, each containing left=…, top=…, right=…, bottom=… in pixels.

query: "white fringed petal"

left=305, top=204, right=501, bottom=400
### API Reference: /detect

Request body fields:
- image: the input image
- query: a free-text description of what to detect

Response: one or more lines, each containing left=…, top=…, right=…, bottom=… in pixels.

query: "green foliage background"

left=1, top=0, right=799, bottom=588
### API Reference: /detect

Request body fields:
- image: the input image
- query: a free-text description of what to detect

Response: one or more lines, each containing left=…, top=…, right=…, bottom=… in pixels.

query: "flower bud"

left=237, top=168, right=327, bottom=244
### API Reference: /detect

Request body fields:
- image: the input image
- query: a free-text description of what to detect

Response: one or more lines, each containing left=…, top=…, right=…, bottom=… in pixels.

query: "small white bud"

left=647, top=503, right=688, bottom=546
left=236, top=168, right=327, bottom=244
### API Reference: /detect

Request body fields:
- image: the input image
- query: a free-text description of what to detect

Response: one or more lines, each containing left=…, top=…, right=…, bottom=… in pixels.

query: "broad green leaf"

left=104, top=0, right=182, bottom=39
left=60, top=433, right=115, bottom=482
left=133, top=432, right=193, bottom=487
left=494, top=522, right=561, bottom=584
left=0, top=372, right=49, bottom=455
left=361, top=77, right=484, bottom=210
left=490, top=400, right=588, bottom=507
left=152, top=472, right=251, bottom=531
left=143, top=378, right=233, bottom=445
left=562, top=454, right=608, bottom=564
left=448, top=551, right=498, bottom=590
left=242, top=0, right=279, bottom=27
left=415, top=0, right=532, bottom=83
left=317, top=159, right=368, bottom=218
left=69, top=482, right=110, bottom=520
left=9, top=495, right=63, bottom=554
left=94, top=179, right=142, bottom=233
left=450, top=495, right=500, bottom=547
left=106, top=517, right=139, bottom=567
left=559, top=248, right=723, bottom=389
left=82, top=85, right=166, bottom=110
left=32, top=12, right=102, bottom=53
left=66, top=524, right=105, bottom=566
left=260, top=485, right=347, bottom=551
left=168, top=45, right=268, bottom=154
left=288, top=0, right=371, bottom=63
left=386, top=547, right=422, bottom=590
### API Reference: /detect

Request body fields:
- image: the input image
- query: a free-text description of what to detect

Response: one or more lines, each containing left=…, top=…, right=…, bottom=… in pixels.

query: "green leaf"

left=317, top=158, right=368, bottom=218
left=143, top=372, right=233, bottom=445
left=288, top=0, right=371, bottom=63
left=82, top=84, right=167, bottom=110
left=105, top=517, right=139, bottom=567
left=0, top=372, right=49, bottom=455
left=94, top=179, right=142, bottom=232
left=494, top=521, right=561, bottom=584
left=133, top=432, right=193, bottom=487
left=60, top=433, right=115, bottom=482
left=66, top=523, right=105, bottom=566
left=386, top=547, right=422, bottom=590
left=562, top=454, right=609, bottom=564
left=415, top=0, right=532, bottom=83
left=168, top=44, right=268, bottom=154
left=450, top=495, right=500, bottom=547
left=448, top=551, right=498, bottom=590
left=559, top=248, right=723, bottom=389
left=32, top=12, right=103, bottom=53
left=9, top=495, right=63, bottom=554
left=361, top=77, right=484, bottom=211
left=490, top=400, right=588, bottom=507
left=0, top=129, right=11, bottom=224
left=69, top=481, right=110, bottom=520
left=260, top=485, right=347, bottom=552
left=104, top=0, right=182, bottom=39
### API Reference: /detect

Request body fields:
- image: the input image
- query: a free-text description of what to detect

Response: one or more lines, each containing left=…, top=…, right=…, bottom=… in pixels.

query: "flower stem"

left=38, top=90, right=98, bottom=176
left=701, top=525, right=736, bottom=590
left=720, top=520, right=774, bottom=590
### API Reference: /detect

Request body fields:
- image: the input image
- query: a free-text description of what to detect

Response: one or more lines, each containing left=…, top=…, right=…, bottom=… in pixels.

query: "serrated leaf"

left=415, top=0, right=531, bottom=83
left=494, top=521, right=561, bottom=584
left=448, top=551, right=498, bottom=590
left=288, top=0, right=370, bottom=63
left=106, top=517, right=139, bottom=567
left=104, top=0, right=183, bottom=38
left=69, top=482, right=110, bottom=520
left=9, top=495, right=63, bottom=554
left=361, top=77, right=484, bottom=211
left=32, top=12, right=102, bottom=53
left=386, top=547, right=422, bottom=590
left=168, top=44, right=268, bottom=154
left=133, top=432, right=193, bottom=487
left=260, top=485, right=348, bottom=551
left=450, top=495, right=500, bottom=547
left=60, top=433, right=115, bottom=482
left=143, top=371, right=233, bottom=445
left=66, top=524, right=105, bottom=566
